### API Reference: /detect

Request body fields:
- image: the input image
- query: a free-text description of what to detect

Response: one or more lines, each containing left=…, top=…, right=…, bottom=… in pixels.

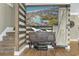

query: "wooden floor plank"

left=40, top=50, right=47, bottom=56
left=21, top=41, right=79, bottom=56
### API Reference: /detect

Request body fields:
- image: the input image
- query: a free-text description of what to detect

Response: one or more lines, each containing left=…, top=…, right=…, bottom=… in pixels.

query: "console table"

left=29, top=32, right=56, bottom=49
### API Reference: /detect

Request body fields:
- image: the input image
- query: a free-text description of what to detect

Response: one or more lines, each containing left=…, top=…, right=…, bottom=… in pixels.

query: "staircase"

left=0, top=32, right=15, bottom=56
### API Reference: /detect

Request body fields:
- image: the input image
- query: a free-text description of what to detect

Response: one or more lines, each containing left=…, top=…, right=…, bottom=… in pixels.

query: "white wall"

left=71, top=3, right=79, bottom=15
left=70, top=15, right=79, bottom=40
left=70, top=3, right=79, bottom=40
left=0, top=3, right=15, bottom=34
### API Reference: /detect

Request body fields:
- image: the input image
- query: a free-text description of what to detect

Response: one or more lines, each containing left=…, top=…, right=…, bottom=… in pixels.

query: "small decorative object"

left=70, top=20, right=75, bottom=28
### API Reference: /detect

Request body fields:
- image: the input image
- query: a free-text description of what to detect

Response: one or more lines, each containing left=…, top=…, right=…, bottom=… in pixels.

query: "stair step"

left=6, top=32, right=15, bottom=36
left=6, top=32, right=15, bottom=34
left=0, top=43, right=15, bottom=47
left=0, top=42, right=14, bottom=45
left=7, top=35, right=15, bottom=37
left=0, top=47, right=14, bottom=50
left=3, top=36, right=15, bottom=41
left=3, top=39, right=14, bottom=41
left=0, top=50, right=14, bottom=53
left=3, top=38, right=15, bottom=40
left=6, top=34, right=15, bottom=36
left=3, top=38, right=15, bottom=41
left=0, top=43, right=14, bottom=45
left=0, top=42, right=14, bottom=44
left=0, top=48, right=14, bottom=51
left=0, top=50, right=14, bottom=52
left=0, top=49, right=14, bottom=53
left=0, top=51, right=14, bottom=53
left=0, top=45, right=14, bottom=47
left=0, top=31, right=15, bottom=53
left=3, top=36, right=15, bottom=38
left=0, top=44, right=15, bottom=46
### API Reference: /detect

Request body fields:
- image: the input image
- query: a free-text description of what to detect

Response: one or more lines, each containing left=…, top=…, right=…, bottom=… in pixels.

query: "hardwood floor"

left=21, top=41, right=79, bottom=56
left=0, top=52, right=14, bottom=56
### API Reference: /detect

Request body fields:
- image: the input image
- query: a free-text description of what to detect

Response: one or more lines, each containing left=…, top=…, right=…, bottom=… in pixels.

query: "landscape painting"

left=26, top=5, right=59, bottom=26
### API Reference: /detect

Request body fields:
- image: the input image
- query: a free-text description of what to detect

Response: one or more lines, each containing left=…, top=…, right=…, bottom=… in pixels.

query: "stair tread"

left=6, top=32, right=15, bottom=34
left=0, top=40, right=14, bottom=43
left=6, top=32, right=15, bottom=36
left=3, top=36, right=15, bottom=38
left=0, top=31, right=15, bottom=53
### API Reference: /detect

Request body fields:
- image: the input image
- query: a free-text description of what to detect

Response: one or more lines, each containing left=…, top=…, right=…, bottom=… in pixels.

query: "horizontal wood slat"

left=19, top=4, right=26, bottom=13
left=19, top=18, right=26, bottom=24
left=19, top=25, right=26, bottom=28
left=19, top=11, right=26, bottom=19
left=19, top=31, right=26, bottom=34
left=19, top=43, right=26, bottom=51
left=22, top=3, right=26, bottom=8
left=19, top=14, right=25, bottom=20
left=19, top=39, right=26, bottom=47
left=18, top=3, right=26, bottom=50
left=19, top=36, right=26, bottom=40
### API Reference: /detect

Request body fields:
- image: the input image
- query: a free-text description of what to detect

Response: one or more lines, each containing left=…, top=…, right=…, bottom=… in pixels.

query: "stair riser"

left=0, top=49, right=14, bottom=51
left=0, top=32, right=15, bottom=54
left=0, top=50, right=14, bottom=54
left=7, top=34, right=15, bottom=37
left=0, top=45, right=15, bottom=49
left=0, top=41, right=14, bottom=43
left=6, top=32, right=15, bottom=34
left=0, top=48, right=14, bottom=49
left=3, top=38, right=15, bottom=41
left=0, top=45, right=14, bottom=47
left=6, top=33, right=15, bottom=36
left=2, top=38, right=14, bottom=40
left=0, top=49, right=14, bottom=50
left=3, top=36, right=15, bottom=40
left=3, top=37, right=15, bottom=39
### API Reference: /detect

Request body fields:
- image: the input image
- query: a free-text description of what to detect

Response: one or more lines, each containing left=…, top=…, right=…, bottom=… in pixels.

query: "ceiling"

left=71, top=3, right=79, bottom=15
left=26, top=3, right=79, bottom=15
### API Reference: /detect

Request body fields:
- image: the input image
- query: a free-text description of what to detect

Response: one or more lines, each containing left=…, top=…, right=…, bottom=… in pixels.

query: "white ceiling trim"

left=25, top=3, right=70, bottom=5
left=6, top=3, right=13, bottom=8
left=70, top=12, right=79, bottom=15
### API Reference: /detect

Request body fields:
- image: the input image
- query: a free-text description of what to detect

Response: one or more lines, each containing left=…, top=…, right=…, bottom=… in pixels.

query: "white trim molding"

left=65, top=45, right=70, bottom=51
left=6, top=3, right=13, bottom=8
left=0, top=27, right=14, bottom=41
left=70, top=39, right=78, bottom=41
left=70, top=13, right=79, bottom=15
left=14, top=45, right=29, bottom=56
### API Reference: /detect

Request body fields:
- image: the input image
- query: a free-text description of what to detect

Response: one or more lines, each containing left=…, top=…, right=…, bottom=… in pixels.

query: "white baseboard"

left=48, top=45, right=54, bottom=49
left=70, top=13, right=79, bottom=15
left=14, top=45, right=29, bottom=56
left=0, top=27, right=14, bottom=41
left=56, top=45, right=70, bottom=51
left=70, top=39, right=78, bottom=41
left=65, top=45, right=70, bottom=51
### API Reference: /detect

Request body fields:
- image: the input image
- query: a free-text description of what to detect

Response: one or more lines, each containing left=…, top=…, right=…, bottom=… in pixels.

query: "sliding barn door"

left=56, top=5, right=70, bottom=46
left=15, top=3, right=26, bottom=51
